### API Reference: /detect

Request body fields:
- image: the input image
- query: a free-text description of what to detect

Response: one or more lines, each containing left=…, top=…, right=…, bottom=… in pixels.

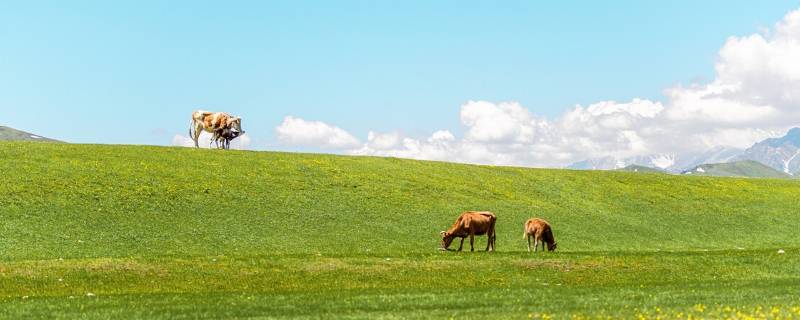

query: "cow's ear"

left=439, top=231, right=446, bottom=236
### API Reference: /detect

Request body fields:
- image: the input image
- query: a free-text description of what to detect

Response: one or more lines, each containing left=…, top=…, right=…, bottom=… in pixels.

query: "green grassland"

left=2, top=142, right=800, bottom=319
left=615, top=164, right=668, bottom=174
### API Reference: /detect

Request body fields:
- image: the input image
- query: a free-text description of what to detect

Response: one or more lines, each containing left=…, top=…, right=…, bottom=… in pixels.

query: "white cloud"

left=276, top=8, right=800, bottom=168
left=275, top=116, right=360, bottom=149
left=364, top=131, right=402, bottom=150
left=172, top=134, right=197, bottom=148
left=229, top=133, right=252, bottom=150
left=460, top=101, right=538, bottom=143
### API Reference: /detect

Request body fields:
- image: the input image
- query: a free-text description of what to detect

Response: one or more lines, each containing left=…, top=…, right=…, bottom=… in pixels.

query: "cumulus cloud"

left=276, top=8, right=800, bottom=167
left=275, top=116, right=361, bottom=149
left=460, top=101, right=538, bottom=143
left=351, top=99, right=668, bottom=167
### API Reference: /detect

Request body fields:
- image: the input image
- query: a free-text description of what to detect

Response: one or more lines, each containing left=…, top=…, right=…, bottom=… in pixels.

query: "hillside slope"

left=0, top=126, right=61, bottom=142
left=2, top=142, right=799, bottom=318
left=682, top=160, right=793, bottom=179
left=2, top=142, right=798, bottom=259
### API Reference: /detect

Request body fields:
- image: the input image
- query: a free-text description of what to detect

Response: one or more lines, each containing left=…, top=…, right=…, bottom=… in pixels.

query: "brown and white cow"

left=523, top=218, right=557, bottom=252
left=439, top=211, right=496, bottom=252
left=189, top=110, right=244, bottom=148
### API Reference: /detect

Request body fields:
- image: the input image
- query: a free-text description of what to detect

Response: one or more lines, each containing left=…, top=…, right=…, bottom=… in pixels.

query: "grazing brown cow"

left=439, top=211, right=496, bottom=252
left=189, top=110, right=244, bottom=148
left=523, top=218, right=557, bottom=252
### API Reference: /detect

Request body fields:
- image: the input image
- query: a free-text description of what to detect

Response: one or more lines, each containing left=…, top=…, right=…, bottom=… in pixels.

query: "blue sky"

left=1, top=1, right=799, bottom=155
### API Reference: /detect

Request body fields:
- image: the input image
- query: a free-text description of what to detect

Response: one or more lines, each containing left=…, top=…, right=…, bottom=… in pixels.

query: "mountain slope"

left=0, top=126, right=61, bottom=142
left=682, top=160, right=793, bottom=179
left=735, top=127, right=800, bottom=175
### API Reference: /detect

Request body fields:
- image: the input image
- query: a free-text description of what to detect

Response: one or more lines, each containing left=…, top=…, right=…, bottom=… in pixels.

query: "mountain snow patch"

left=650, top=154, right=676, bottom=169
left=30, top=135, right=40, bottom=139
left=696, top=167, right=706, bottom=173
left=783, top=150, right=800, bottom=175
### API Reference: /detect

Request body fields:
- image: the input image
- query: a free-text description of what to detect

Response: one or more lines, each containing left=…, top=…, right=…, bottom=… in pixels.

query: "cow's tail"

left=188, top=119, right=194, bottom=138
left=523, top=222, right=527, bottom=240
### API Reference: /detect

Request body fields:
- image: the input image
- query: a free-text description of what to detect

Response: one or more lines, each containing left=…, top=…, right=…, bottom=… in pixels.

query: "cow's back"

left=525, top=218, right=551, bottom=236
left=192, top=110, right=214, bottom=122
left=194, top=111, right=231, bottom=131
left=460, top=211, right=496, bottom=235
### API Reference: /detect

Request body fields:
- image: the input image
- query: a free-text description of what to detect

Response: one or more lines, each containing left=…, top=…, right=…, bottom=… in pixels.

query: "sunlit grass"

left=1, top=142, right=799, bottom=318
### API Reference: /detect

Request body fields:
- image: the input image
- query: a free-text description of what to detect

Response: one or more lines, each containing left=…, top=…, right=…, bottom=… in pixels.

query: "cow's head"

left=439, top=231, right=455, bottom=251
left=226, top=116, right=244, bottom=134
left=547, top=242, right=557, bottom=251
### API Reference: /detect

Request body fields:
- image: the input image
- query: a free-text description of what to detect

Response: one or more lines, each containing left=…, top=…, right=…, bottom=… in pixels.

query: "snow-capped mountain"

left=567, top=147, right=741, bottom=173
left=566, top=156, right=631, bottom=171
left=733, top=127, right=800, bottom=175
left=567, top=154, right=676, bottom=171
left=567, top=127, right=800, bottom=175
left=669, top=146, right=743, bottom=173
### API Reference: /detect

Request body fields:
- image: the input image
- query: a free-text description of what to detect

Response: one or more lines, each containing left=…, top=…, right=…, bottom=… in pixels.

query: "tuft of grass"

left=1, top=142, right=799, bottom=318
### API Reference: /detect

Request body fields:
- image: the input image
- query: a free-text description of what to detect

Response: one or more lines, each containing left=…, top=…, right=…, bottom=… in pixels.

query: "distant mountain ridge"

left=567, top=126, right=800, bottom=177
left=0, top=126, right=61, bottom=142
left=733, top=127, right=800, bottom=175
left=567, top=146, right=742, bottom=173
left=682, top=160, right=792, bottom=179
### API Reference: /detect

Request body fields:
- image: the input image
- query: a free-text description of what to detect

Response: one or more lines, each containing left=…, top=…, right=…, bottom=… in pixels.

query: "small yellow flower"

left=694, top=304, right=706, bottom=313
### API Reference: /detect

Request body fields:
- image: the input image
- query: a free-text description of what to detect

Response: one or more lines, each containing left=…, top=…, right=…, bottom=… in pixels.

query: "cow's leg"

left=457, top=237, right=464, bottom=251
left=486, top=230, right=494, bottom=252
left=192, top=123, right=204, bottom=148
left=527, top=235, right=531, bottom=253
left=469, top=233, right=475, bottom=252
left=541, top=239, right=546, bottom=252
left=208, top=133, right=217, bottom=148
left=533, top=237, right=538, bottom=252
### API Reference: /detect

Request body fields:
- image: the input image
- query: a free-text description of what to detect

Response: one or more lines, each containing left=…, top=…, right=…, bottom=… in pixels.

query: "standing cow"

left=439, top=211, right=496, bottom=252
left=523, top=218, right=557, bottom=252
left=189, top=110, right=244, bottom=148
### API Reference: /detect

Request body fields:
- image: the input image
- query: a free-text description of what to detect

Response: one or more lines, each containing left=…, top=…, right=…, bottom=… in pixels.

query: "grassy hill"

left=682, top=160, right=793, bottom=179
left=2, top=142, right=800, bottom=319
left=0, top=126, right=61, bottom=142
left=615, top=164, right=668, bottom=174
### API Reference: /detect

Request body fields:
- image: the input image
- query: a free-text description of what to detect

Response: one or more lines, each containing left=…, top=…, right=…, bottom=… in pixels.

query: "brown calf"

left=440, top=211, right=496, bottom=252
left=523, top=218, right=557, bottom=252
left=213, top=127, right=241, bottom=150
